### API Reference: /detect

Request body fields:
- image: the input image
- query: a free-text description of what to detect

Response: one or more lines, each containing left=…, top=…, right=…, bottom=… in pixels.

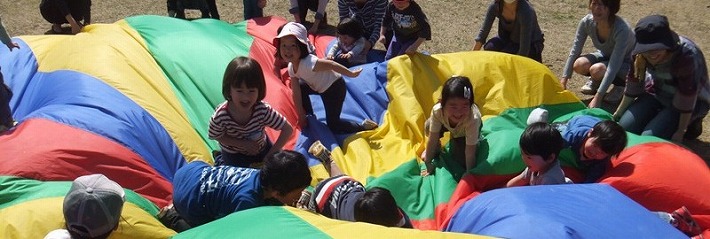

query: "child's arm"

left=348, top=38, right=367, bottom=58
left=404, top=37, right=426, bottom=55
left=313, top=59, right=362, bottom=78
left=265, top=122, right=293, bottom=158
left=506, top=172, right=529, bottom=187
left=290, top=77, right=308, bottom=128
left=327, top=41, right=340, bottom=60
left=0, top=18, right=19, bottom=50
left=464, top=144, right=477, bottom=172
left=407, top=3, right=430, bottom=54
left=422, top=131, right=441, bottom=176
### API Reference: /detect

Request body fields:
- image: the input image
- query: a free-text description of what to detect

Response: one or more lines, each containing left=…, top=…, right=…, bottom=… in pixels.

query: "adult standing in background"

left=472, top=0, right=544, bottom=62
left=290, top=0, right=329, bottom=34
left=39, top=0, right=91, bottom=34
left=338, top=0, right=388, bottom=55
left=613, top=15, right=710, bottom=142
left=559, top=0, right=634, bottom=108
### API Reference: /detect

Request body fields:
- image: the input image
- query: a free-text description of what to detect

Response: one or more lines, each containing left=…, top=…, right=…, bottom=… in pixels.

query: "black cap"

left=632, top=15, right=679, bottom=55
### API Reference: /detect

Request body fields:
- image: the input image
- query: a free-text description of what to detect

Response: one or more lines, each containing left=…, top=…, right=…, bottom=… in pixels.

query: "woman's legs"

left=618, top=94, right=667, bottom=137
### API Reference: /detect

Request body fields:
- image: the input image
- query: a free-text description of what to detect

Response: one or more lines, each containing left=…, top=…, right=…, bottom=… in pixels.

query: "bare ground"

left=2, top=0, right=710, bottom=163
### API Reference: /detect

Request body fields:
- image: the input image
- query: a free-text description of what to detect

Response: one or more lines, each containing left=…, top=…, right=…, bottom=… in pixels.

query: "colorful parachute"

left=1, top=16, right=708, bottom=238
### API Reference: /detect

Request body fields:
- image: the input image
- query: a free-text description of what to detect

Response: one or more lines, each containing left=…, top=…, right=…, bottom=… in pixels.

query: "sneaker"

left=308, top=140, right=332, bottom=164
left=603, top=86, right=624, bottom=103
left=362, top=119, right=378, bottom=130
left=526, top=108, right=549, bottom=125
left=684, top=118, right=703, bottom=140
left=671, top=206, right=702, bottom=236
left=580, top=78, right=599, bottom=95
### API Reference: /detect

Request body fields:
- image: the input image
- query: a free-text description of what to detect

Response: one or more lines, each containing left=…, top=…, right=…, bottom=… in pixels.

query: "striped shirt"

left=338, top=0, right=388, bottom=45
left=208, top=101, right=287, bottom=155
left=308, top=175, right=365, bottom=222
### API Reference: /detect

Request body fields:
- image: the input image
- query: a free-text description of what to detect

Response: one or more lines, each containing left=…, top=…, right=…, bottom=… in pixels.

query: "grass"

left=3, top=0, right=710, bottom=162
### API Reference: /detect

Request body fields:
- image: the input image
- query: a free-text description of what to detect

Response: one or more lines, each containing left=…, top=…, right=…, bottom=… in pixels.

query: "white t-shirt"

left=288, top=54, right=341, bottom=93
left=44, top=229, right=71, bottom=239
left=428, top=103, right=482, bottom=145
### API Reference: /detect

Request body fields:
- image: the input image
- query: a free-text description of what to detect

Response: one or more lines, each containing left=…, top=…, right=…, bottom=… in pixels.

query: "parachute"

left=1, top=16, right=708, bottom=238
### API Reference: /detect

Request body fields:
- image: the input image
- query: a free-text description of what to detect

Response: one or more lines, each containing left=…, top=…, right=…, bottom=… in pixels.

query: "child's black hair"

left=336, top=17, right=363, bottom=40
left=441, top=76, right=474, bottom=107
left=222, top=56, right=266, bottom=102
left=520, top=122, right=564, bottom=161
left=260, top=150, right=312, bottom=196
left=589, top=120, right=627, bottom=157
left=353, top=187, right=401, bottom=227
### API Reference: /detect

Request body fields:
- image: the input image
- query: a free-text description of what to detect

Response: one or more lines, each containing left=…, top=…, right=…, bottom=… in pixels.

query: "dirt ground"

left=2, top=0, right=710, bottom=163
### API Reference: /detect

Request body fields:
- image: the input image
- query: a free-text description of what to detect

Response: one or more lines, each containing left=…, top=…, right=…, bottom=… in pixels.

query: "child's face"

left=273, top=186, right=308, bottom=206
left=521, top=151, right=552, bottom=172
left=279, top=35, right=302, bottom=63
left=582, top=136, right=610, bottom=160
left=229, top=83, right=259, bottom=111
left=443, top=98, right=471, bottom=126
left=258, top=0, right=267, bottom=8
left=337, top=34, right=356, bottom=47
left=392, top=0, right=410, bottom=10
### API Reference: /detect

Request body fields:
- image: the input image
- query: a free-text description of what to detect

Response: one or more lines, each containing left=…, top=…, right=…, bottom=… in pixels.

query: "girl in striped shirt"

left=208, top=56, right=293, bottom=167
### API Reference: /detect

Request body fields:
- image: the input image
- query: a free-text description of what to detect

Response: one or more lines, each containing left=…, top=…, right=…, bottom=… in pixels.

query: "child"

left=506, top=122, right=567, bottom=187
left=164, top=150, right=312, bottom=230
left=274, top=22, right=378, bottom=133
left=327, top=17, right=368, bottom=67
left=421, top=76, right=482, bottom=176
left=0, top=16, right=18, bottom=133
left=44, top=174, right=125, bottom=239
left=300, top=141, right=413, bottom=228
left=558, top=115, right=627, bottom=183
left=244, top=0, right=267, bottom=20
left=209, top=56, right=293, bottom=167
left=379, top=0, right=431, bottom=60
left=527, top=108, right=628, bottom=183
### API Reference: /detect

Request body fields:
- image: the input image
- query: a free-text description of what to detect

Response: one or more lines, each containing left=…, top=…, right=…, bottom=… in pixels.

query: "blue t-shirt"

left=559, top=115, right=608, bottom=183
left=172, top=161, right=264, bottom=226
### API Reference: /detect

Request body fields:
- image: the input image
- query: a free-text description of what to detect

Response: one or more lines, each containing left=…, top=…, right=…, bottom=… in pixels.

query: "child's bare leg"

left=308, top=140, right=343, bottom=176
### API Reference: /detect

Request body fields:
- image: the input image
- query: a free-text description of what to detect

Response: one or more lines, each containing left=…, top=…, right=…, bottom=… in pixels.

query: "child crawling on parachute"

left=297, top=140, right=413, bottom=228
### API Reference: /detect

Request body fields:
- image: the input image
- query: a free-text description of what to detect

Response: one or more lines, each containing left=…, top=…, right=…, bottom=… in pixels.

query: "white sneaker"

left=580, top=79, right=599, bottom=95
left=603, top=86, right=624, bottom=103
left=527, top=108, right=549, bottom=125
